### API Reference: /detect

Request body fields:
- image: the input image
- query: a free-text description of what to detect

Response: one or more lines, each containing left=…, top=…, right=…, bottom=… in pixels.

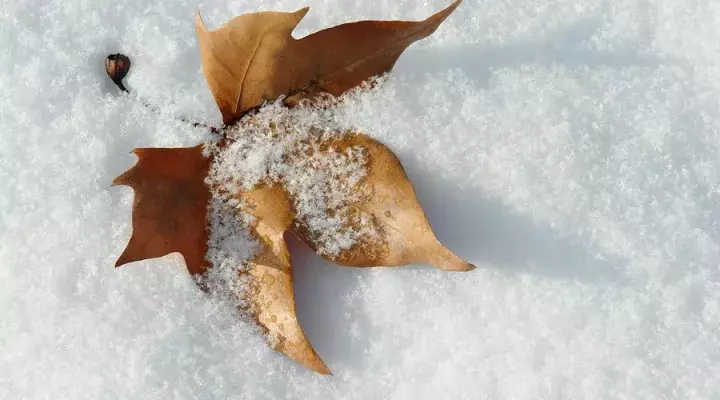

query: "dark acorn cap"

left=105, top=53, right=131, bottom=92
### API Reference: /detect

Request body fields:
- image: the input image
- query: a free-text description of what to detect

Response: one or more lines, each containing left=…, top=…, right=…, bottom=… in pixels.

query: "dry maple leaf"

left=113, top=1, right=472, bottom=375
left=195, top=0, right=462, bottom=123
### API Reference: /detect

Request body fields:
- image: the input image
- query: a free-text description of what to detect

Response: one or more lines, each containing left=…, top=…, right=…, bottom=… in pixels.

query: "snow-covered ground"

left=2, top=0, right=720, bottom=398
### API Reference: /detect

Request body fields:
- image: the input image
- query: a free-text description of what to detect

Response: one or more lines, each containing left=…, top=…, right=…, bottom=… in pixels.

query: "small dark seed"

left=105, top=53, right=131, bottom=92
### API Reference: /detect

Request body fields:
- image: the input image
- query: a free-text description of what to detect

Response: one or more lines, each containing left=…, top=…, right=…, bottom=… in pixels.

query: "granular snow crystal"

left=206, top=101, right=378, bottom=259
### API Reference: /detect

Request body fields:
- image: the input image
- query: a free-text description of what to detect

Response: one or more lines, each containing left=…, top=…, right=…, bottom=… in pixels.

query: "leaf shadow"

left=288, top=233, right=374, bottom=373
left=395, top=16, right=687, bottom=87
left=401, top=156, right=627, bottom=283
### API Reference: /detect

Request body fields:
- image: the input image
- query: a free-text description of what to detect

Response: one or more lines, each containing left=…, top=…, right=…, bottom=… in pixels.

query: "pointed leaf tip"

left=114, top=253, right=131, bottom=268
left=421, top=240, right=475, bottom=272
left=195, top=12, right=207, bottom=33
left=294, top=6, right=310, bottom=18
left=111, top=175, right=126, bottom=187
left=437, top=253, right=476, bottom=272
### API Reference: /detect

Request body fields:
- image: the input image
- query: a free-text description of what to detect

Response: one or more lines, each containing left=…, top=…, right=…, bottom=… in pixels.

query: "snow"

left=207, top=101, right=372, bottom=257
left=1, top=0, right=719, bottom=398
left=202, top=195, right=257, bottom=307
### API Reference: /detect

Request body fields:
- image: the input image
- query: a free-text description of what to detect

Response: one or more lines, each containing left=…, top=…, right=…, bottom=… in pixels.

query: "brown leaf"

left=112, top=146, right=211, bottom=276
left=112, top=1, right=469, bottom=375
left=195, top=0, right=462, bottom=123
left=239, top=185, right=330, bottom=374
left=228, top=133, right=472, bottom=374
left=292, top=134, right=475, bottom=272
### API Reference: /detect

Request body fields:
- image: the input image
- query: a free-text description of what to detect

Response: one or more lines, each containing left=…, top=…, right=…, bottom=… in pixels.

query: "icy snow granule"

left=207, top=101, right=376, bottom=257
left=198, top=196, right=258, bottom=308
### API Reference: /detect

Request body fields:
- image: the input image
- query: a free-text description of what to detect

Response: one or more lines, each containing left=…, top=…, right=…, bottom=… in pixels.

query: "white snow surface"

left=2, top=0, right=720, bottom=398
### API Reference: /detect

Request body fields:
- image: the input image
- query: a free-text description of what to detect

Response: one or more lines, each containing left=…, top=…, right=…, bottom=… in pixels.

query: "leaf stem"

left=120, top=86, right=220, bottom=134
